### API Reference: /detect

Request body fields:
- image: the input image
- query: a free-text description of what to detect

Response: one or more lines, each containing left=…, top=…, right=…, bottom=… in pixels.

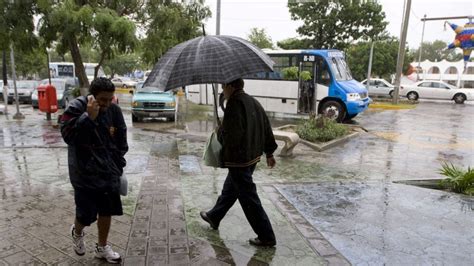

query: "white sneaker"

left=70, top=224, right=86, bottom=256
left=95, top=244, right=121, bottom=264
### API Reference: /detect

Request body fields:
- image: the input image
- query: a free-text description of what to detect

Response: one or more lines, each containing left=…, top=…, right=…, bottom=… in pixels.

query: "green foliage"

left=247, top=28, right=274, bottom=49
left=410, top=40, right=463, bottom=62
left=0, top=0, right=38, bottom=52
left=38, top=0, right=138, bottom=88
left=277, top=37, right=309, bottom=49
left=346, top=37, right=414, bottom=81
left=281, top=68, right=312, bottom=81
left=287, top=0, right=387, bottom=50
left=296, top=116, right=349, bottom=142
left=140, top=0, right=211, bottom=65
left=71, top=87, right=81, bottom=98
left=439, top=163, right=474, bottom=196
left=281, top=67, right=299, bottom=80
left=300, top=70, right=312, bottom=81
left=103, top=53, right=140, bottom=77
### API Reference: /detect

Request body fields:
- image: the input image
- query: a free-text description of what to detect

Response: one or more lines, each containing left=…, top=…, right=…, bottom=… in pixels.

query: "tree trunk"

left=69, top=36, right=89, bottom=96
left=95, top=52, right=106, bottom=80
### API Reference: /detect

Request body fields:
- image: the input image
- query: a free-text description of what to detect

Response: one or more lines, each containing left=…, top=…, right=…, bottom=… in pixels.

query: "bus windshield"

left=329, top=57, right=353, bottom=81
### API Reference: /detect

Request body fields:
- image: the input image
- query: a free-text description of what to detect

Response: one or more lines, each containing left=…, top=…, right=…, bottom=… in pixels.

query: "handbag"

left=203, top=86, right=223, bottom=168
left=203, top=129, right=222, bottom=167
left=119, top=174, right=128, bottom=196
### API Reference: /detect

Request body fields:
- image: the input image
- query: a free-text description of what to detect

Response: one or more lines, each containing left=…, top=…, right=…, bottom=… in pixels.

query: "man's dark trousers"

left=207, top=164, right=275, bottom=242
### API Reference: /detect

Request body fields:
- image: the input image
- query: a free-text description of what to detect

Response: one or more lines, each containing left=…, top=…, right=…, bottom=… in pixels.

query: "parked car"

left=401, top=80, right=473, bottom=104
left=111, top=77, right=137, bottom=88
left=361, top=78, right=395, bottom=98
left=131, top=85, right=176, bottom=122
left=0, top=80, right=12, bottom=102
left=7, top=80, right=38, bottom=104
left=31, top=78, right=79, bottom=109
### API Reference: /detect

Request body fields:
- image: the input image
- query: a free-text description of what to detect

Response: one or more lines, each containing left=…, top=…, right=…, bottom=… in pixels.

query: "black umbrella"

left=144, top=35, right=274, bottom=91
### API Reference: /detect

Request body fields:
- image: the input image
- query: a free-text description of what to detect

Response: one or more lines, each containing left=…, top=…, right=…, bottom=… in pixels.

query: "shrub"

left=281, top=67, right=299, bottom=80
left=296, top=116, right=349, bottom=142
left=439, top=163, right=474, bottom=196
left=300, top=70, right=312, bottom=81
left=71, top=87, right=81, bottom=98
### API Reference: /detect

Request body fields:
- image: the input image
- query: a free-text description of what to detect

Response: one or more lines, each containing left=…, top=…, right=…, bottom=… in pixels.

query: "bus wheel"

left=320, top=101, right=345, bottom=122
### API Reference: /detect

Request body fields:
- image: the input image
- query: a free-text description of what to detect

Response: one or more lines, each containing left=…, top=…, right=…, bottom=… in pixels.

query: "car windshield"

left=137, top=86, right=167, bottom=93
left=16, top=82, right=36, bottom=89
left=329, top=57, right=353, bottom=81
left=41, top=80, right=66, bottom=91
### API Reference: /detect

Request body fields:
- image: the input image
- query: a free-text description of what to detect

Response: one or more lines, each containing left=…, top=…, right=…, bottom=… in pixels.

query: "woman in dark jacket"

left=200, top=78, right=278, bottom=247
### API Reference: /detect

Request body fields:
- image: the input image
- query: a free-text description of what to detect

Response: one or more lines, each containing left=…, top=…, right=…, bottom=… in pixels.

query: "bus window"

left=329, top=57, right=352, bottom=81
left=315, top=57, right=330, bottom=86
left=269, top=55, right=292, bottom=80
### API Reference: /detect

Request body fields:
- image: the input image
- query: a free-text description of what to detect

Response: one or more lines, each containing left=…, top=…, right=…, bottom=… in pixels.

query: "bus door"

left=297, top=55, right=316, bottom=114
left=314, top=56, right=331, bottom=113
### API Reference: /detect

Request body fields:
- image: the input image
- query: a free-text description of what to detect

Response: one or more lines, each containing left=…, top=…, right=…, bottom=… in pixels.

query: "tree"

left=103, top=53, right=140, bottom=77
left=38, top=0, right=138, bottom=92
left=287, top=0, right=387, bottom=50
left=247, top=28, right=274, bottom=49
left=140, top=0, right=211, bottom=66
left=410, top=40, right=463, bottom=62
left=277, top=37, right=309, bottom=49
left=346, top=37, right=414, bottom=81
left=0, top=0, right=39, bottom=82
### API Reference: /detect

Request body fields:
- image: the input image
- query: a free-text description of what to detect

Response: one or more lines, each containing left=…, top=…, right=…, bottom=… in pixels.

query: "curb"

left=299, top=132, right=359, bottom=152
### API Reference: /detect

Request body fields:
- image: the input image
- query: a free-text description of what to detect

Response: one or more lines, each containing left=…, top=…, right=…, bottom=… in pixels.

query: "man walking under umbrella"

left=200, top=78, right=278, bottom=247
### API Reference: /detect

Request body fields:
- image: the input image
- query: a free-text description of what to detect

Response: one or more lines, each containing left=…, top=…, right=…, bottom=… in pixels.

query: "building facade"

left=414, top=59, right=474, bottom=88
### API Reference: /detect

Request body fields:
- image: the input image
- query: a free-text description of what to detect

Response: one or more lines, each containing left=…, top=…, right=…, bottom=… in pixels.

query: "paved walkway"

left=0, top=106, right=345, bottom=265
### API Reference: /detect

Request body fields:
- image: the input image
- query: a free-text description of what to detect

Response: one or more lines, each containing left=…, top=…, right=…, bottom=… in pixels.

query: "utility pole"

left=393, top=0, right=411, bottom=104
left=417, top=14, right=427, bottom=81
left=366, top=40, right=375, bottom=91
left=213, top=0, right=221, bottom=127
left=10, top=45, right=24, bottom=119
left=2, top=51, right=8, bottom=114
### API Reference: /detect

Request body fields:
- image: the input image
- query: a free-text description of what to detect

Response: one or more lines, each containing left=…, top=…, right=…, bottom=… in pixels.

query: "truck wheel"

left=320, top=100, right=345, bottom=122
left=453, top=93, right=466, bottom=104
left=407, top=91, right=418, bottom=101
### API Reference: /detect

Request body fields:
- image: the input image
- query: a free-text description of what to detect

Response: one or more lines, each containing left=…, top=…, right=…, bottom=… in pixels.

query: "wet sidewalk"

left=0, top=106, right=340, bottom=265
left=1, top=101, right=473, bottom=265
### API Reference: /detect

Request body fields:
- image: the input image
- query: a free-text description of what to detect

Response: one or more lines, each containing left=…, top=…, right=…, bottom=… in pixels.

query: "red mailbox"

left=38, top=84, right=58, bottom=113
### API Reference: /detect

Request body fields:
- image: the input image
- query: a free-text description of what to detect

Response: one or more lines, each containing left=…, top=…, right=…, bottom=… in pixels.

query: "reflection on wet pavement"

left=1, top=100, right=473, bottom=264
left=277, top=182, right=474, bottom=265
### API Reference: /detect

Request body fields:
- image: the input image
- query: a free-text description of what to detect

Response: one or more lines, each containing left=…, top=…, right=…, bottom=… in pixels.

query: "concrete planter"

left=275, top=124, right=362, bottom=152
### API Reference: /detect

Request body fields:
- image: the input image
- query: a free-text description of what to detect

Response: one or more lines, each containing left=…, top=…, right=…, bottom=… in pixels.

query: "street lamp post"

left=10, top=45, right=24, bottom=119
left=417, top=14, right=427, bottom=81
left=366, top=40, right=375, bottom=91
left=393, top=0, right=412, bottom=105
left=2, top=51, right=8, bottom=114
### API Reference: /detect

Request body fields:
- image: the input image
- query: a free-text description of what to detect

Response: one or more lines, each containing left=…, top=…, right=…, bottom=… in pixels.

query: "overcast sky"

left=203, top=0, right=474, bottom=50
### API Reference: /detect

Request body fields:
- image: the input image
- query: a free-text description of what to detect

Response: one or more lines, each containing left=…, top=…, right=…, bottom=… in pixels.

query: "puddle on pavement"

left=277, top=181, right=474, bottom=265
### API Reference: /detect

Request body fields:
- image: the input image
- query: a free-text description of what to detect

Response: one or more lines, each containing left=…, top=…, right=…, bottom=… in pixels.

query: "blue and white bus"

left=187, top=49, right=370, bottom=121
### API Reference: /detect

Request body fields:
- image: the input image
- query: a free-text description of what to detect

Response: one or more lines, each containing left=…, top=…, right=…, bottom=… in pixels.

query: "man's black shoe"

left=200, top=211, right=218, bottom=230
left=249, top=237, right=276, bottom=247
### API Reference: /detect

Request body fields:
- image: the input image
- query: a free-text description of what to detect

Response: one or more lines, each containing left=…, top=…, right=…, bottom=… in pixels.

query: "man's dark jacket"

left=219, top=90, right=277, bottom=167
left=60, top=96, right=128, bottom=192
